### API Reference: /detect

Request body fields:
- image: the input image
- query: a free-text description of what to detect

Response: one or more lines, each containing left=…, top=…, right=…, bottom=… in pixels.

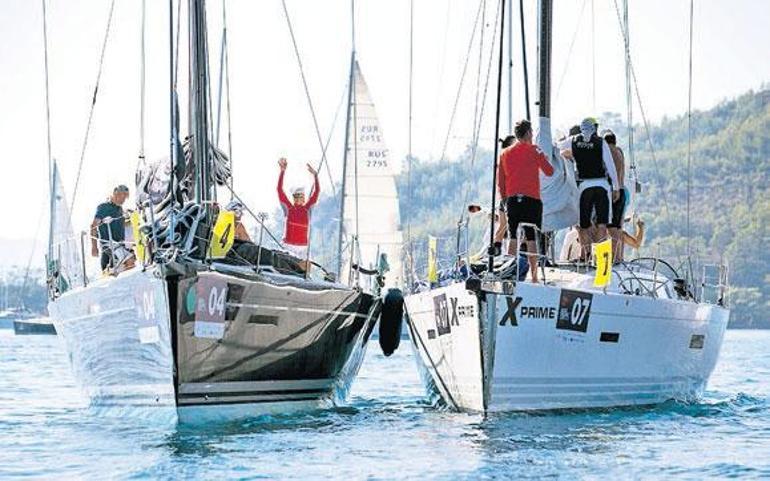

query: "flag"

left=592, top=239, right=613, bottom=287
left=209, top=211, right=235, bottom=259
left=427, top=236, right=438, bottom=283
left=130, top=211, right=147, bottom=263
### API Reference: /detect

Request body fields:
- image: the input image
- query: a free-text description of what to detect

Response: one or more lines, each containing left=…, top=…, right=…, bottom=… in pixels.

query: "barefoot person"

left=277, top=158, right=319, bottom=270
left=497, top=119, right=554, bottom=283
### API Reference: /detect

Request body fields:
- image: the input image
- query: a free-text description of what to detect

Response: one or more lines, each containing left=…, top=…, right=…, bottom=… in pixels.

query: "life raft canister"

left=379, top=288, right=404, bottom=357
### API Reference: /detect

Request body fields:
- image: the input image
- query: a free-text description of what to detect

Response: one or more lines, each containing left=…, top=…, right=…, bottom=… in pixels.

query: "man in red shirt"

left=497, top=119, right=554, bottom=283
left=277, top=158, right=319, bottom=268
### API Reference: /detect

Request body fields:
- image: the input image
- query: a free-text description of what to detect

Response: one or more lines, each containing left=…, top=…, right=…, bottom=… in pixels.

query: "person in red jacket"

left=277, top=157, right=319, bottom=268
left=497, top=119, right=554, bottom=283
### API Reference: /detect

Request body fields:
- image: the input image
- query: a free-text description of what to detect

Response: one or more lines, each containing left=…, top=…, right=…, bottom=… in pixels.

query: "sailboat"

left=403, top=0, right=729, bottom=413
left=46, top=0, right=388, bottom=422
left=11, top=162, right=67, bottom=337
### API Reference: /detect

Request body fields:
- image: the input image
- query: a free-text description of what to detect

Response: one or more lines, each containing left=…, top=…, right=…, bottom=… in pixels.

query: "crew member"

left=497, top=119, right=554, bottom=283
left=491, top=135, right=517, bottom=256
left=558, top=117, right=620, bottom=258
left=602, top=129, right=627, bottom=261
left=277, top=157, right=319, bottom=269
left=91, top=184, right=130, bottom=271
left=225, top=200, right=251, bottom=242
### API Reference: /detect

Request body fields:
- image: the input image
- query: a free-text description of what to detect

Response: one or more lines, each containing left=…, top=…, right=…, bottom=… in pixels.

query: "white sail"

left=341, top=61, right=403, bottom=288
left=50, top=161, right=83, bottom=291
left=536, top=117, right=580, bottom=232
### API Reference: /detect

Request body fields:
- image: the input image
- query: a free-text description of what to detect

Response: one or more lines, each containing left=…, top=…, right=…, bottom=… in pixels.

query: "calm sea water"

left=0, top=329, right=768, bottom=480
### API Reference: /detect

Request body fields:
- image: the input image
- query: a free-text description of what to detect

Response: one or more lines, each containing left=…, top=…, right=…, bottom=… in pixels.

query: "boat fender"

left=379, top=288, right=404, bottom=357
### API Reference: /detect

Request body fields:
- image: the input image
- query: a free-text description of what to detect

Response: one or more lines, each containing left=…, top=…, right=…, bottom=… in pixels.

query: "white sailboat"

left=403, top=0, right=729, bottom=413
left=46, top=0, right=387, bottom=422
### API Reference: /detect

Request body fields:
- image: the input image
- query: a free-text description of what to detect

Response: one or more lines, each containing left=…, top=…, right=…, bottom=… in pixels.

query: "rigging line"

left=279, top=0, right=335, bottom=188
left=518, top=0, right=531, bottom=120
left=222, top=0, right=235, bottom=199
left=488, top=0, right=506, bottom=272
left=221, top=182, right=285, bottom=248
left=321, top=82, right=348, bottom=194
left=40, top=0, right=54, bottom=260
left=215, top=0, right=226, bottom=146
left=173, top=0, right=181, bottom=89
left=553, top=0, right=588, bottom=106
left=20, top=203, right=46, bottom=305
left=686, top=0, right=694, bottom=258
left=472, top=0, right=487, bottom=146
left=70, top=0, right=117, bottom=211
left=140, top=0, right=146, bottom=160
left=407, top=0, right=414, bottom=280
left=462, top=0, right=502, bottom=220
left=591, top=0, right=596, bottom=112
left=437, top=0, right=486, bottom=166
left=428, top=1, right=453, bottom=156
left=610, top=0, right=683, bottom=262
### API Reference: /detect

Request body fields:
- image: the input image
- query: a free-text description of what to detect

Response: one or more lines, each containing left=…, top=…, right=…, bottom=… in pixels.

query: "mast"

left=41, top=0, right=54, bottom=270
left=487, top=0, right=507, bottom=273
left=507, top=0, right=513, bottom=133
left=623, top=0, right=634, bottom=185
left=189, top=0, right=213, bottom=208
left=519, top=0, right=531, bottom=120
left=536, top=0, right=552, bottom=120
left=336, top=0, right=356, bottom=279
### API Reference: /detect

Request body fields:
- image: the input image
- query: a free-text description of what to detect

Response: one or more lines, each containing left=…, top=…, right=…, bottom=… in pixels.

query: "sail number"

left=556, top=289, right=593, bottom=333
left=208, top=286, right=226, bottom=317
left=196, top=278, right=228, bottom=323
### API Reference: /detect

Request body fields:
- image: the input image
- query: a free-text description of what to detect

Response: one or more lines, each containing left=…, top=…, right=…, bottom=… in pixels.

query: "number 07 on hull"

left=404, top=274, right=729, bottom=413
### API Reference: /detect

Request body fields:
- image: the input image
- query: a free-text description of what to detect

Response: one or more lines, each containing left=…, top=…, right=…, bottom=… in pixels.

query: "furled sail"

left=49, top=161, right=83, bottom=294
left=536, top=117, right=580, bottom=231
left=340, top=61, right=403, bottom=288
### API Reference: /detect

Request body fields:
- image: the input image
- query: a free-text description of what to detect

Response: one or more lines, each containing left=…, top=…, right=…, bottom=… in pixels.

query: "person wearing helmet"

left=225, top=200, right=251, bottom=242
left=277, top=157, right=320, bottom=266
left=558, top=117, right=620, bottom=258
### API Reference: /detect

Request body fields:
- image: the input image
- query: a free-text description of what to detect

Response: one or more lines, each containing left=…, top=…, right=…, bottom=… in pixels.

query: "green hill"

left=305, top=88, right=769, bottom=328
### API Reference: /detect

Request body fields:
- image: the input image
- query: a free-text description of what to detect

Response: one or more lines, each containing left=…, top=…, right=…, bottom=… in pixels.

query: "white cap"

left=292, top=187, right=306, bottom=196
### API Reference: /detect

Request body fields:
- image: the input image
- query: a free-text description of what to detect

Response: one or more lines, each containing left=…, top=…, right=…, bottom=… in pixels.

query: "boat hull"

left=405, top=280, right=729, bottom=413
left=50, top=266, right=379, bottom=422
left=13, top=318, right=57, bottom=335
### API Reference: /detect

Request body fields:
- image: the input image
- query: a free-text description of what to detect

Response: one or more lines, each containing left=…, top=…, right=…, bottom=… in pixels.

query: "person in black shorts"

left=497, top=120, right=554, bottom=282
left=603, top=129, right=627, bottom=261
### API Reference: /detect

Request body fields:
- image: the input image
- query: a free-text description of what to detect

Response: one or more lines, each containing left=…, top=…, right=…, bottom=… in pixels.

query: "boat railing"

left=514, top=222, right=550, bottom=283
left=614, top=262, right=672, bottom=299
left=700, top=261, right=729, bottom=307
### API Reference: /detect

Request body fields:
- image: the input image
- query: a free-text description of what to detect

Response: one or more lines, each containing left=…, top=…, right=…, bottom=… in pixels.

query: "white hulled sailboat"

left=46, top=0, right=390, bottom=422
left=403, top=0, right=729, bottom=413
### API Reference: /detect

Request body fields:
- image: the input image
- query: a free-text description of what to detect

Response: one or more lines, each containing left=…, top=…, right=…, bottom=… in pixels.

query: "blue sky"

left=1, top=0, right=768, bottom=244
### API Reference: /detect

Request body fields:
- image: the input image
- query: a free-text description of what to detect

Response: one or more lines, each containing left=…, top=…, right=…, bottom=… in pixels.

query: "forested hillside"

left=304, top=88, right=769, bottom=327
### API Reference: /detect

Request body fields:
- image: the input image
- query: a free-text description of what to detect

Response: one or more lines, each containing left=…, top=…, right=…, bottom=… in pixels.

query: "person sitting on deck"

left=225, top=200, right=251, bottom=242
left=277, top=157, right=319, bottom=270
left=497, top=119, right=554, bottom=283
left=90, top=184, right=132, bottom=272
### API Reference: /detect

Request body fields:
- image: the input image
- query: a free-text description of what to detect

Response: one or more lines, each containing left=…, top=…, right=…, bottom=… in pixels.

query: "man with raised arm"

left=277, top=158, right=319, bottom=268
